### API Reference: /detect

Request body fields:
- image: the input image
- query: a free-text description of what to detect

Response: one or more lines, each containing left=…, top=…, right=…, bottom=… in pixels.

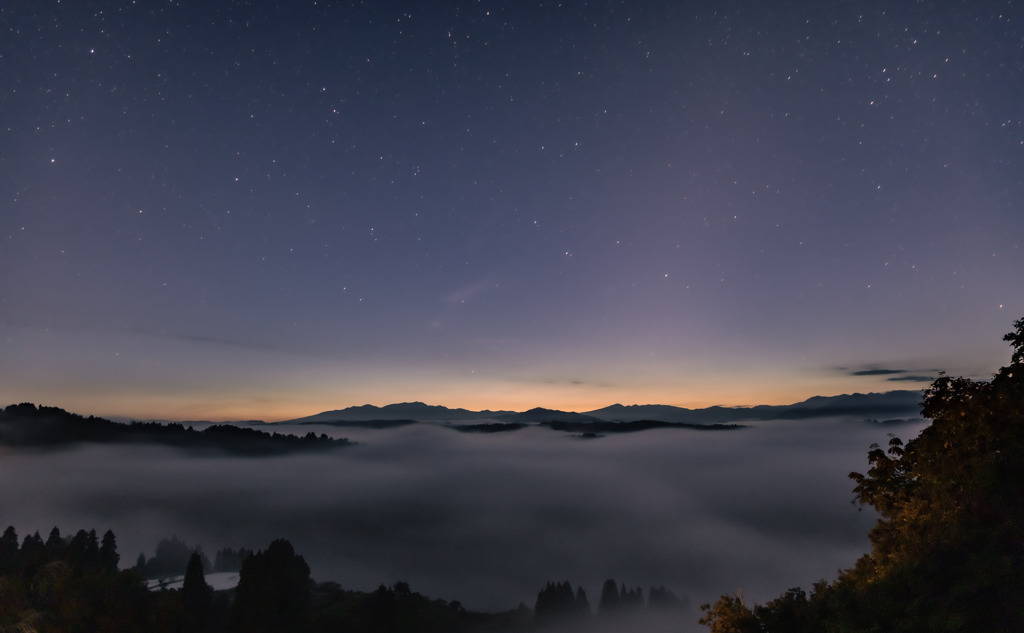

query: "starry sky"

left=2, top=1, right=1022, bottom=421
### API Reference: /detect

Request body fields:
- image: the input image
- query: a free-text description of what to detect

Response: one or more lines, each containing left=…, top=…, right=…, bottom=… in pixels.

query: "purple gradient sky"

left=2, top=1, right=1022, bottom=420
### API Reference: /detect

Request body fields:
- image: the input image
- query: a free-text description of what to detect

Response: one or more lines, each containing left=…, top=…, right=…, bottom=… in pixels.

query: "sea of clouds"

left=0, top=416, right=927, bottom=631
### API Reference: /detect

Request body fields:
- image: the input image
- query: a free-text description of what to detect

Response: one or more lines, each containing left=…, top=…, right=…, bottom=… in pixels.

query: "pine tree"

left=99, top=529, right=119, bottom=572
left=598, top=578, right=620, bottom=615
left=0, top=526, right=18, bottom=573
left=575, top=585, right=590, bottom=615
left=182, top=551, right=213, bottom=632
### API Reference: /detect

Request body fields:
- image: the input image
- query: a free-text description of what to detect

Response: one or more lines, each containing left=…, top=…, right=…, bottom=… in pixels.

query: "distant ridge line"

left=280, top=390, right=922, bottom=425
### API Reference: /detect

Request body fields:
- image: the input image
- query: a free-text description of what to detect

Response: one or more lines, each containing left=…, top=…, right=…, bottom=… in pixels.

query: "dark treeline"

left=533, top=578, right=685, bottom=626
left=0, top=524, right=691, bottom=633
left=451, top=422, right=530, bottom=433
left=0, top=525, right=146, bottom=632
left=133, top=536, right=252, bottom=580
left=0, top=403, right=350, bottom=455
left=452, top=420, right=743, bottom=435
left=540, top=420, right=744, bottom=433
left=700, top=318, right=1024, bottom=632
left=0, top=525, right=452, bottom=633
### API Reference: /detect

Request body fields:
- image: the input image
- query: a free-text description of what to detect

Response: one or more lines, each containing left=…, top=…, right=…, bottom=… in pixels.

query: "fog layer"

left=0, top=417, right=926, bottom=629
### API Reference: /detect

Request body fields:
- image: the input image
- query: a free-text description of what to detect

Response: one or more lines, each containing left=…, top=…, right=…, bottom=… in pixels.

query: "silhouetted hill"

left=300, top=418, right=420, bottom=429
left=1, top=391, right=920, bottom=450
left=284, top=402, right=510, bottom=423
left=0, top=403, right=350, bottom=455
left=585, top=391, right=921, bottom=423
left=278, top=391, right=921, bottom=431
left=762, top=390, right=922, bottom=419
left=496, top=408, right=603, bottom=424
left=584, top=404, right=749, bottom=424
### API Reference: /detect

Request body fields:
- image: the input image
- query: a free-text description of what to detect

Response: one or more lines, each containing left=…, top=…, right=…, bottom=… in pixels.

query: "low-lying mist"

left=0, top=417, right=927, bottom=631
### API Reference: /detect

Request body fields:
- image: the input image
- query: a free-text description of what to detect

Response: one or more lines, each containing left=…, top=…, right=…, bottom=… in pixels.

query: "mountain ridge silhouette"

left=280, top=390, right=922, bottom=425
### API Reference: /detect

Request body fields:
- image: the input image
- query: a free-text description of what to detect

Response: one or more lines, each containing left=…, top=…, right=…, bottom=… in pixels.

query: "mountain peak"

left=282, top=390, right=922, bottom=425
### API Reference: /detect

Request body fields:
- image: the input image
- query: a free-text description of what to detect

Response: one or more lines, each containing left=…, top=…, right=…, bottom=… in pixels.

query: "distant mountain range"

left=287, top=402, right=511, bottom=424
left=283, top=390, right=923, bottom=425
left=0, top=392, right=925, bottom=452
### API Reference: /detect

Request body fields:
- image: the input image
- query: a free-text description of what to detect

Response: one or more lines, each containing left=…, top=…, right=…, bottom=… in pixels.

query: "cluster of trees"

left=0, top=526, right=316, bottom=633
left=1, top=526, right=120, bottom=576
left=0, top=526, right=533, bottom=633
left=304, top=581, right=527, bottom=633
left=134, top=536, right=205, bottom=580
left=700, top=318, right=1024, bottom=632
left=0, top=526, right=146, bottom=632
left=533, top=581, right=589, bottom=624
left=596, top=579, right=648, bottom=612
left=212, top=546, right=252, bottom=573
left=0, top=524, right=691, bottom=633
left=532, top=578, right=685, bottom=626
left=0, top=404, right=349, bottom=455
left=134, top=536, right=252, bottom=581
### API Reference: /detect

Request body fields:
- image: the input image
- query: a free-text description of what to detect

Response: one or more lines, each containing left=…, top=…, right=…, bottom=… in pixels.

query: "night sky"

left=3, top=1, right=1022, bottom=421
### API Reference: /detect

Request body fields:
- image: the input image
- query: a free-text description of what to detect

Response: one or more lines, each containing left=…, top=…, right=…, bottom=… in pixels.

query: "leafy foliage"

left=700, top=317, right=1024, bottom=632
left=697, top=593, right=759, bottom=633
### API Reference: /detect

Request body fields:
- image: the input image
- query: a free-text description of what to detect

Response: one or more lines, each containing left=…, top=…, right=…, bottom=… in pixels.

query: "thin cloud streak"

left=850, top=369, right=908, bottom=376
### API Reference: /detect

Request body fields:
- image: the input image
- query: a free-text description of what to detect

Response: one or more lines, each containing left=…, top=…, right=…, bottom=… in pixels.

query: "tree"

left=620, top=583, right=644, bottom=610
left=649, top=585, right=684, bottom=609
left=700, top=317, right=1024, bottom=632
left=534, top=580, right=584, bottom=624
left=45, top=526, right=65, bottom=559
left=66, top=529, right=100, bottom=571
left=20, top=531, right=46, bottom=572
left=364, top=584, right=397, bottom=633
left=0, top=526, right=18, bottom=573
left=698, top=593, right=758, bottom=633
left=230, top=539, right=312, bottom=633
left=752, top=587, right=815, bottom=633
left=182, top=551, right=213, bottom=632
left=149, top=536, right=192, bottom=577
left=1004, top=316, right=1024, bottom=364
left=100, top=529, right=120, bottom=572
left=0, top=526, right=152, bottom=633
left=598, top=578, right=620, bottom=615
left=392, top=580, right=411, bottom=596
left=841, top=317, right=1024, bottom=629
left=574, top=585, right=590, bottom=615
left=213, top=546, right=252, bottom=572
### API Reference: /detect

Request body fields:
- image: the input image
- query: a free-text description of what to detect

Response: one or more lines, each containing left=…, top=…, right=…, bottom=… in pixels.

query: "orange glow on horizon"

left=28, top=374, right=908, bottom=423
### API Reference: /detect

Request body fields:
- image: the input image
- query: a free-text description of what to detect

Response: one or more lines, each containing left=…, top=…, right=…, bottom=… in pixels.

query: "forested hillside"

left=0, top=526, right=686, bottom=632
left=0, top=404, right=348, bottom=455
